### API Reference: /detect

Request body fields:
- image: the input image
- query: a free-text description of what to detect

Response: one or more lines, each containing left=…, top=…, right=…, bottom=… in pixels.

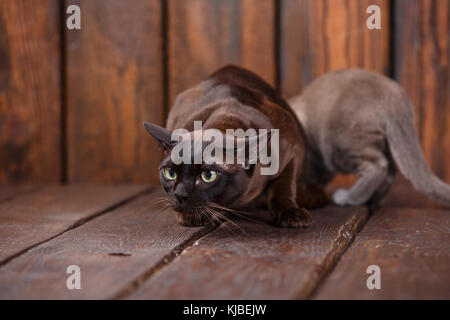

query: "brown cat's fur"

left=144, top=65, right=328, bottom=228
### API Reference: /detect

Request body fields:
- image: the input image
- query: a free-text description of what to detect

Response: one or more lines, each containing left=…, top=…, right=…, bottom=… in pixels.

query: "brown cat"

left=144, top=65, right=328, bottom=228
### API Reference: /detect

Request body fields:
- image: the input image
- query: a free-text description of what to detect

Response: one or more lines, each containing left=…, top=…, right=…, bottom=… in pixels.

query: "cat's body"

left=290, top=69, right=450, bottom=206
left=144, top=65, right=327, bottom=227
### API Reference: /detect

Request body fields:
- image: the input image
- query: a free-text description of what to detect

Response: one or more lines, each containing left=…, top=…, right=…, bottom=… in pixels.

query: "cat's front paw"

left=272, top=207, right=312, bottom=228
left=332, top=189, right=350, bottom=206
left=176, top=212, right=208, bottom=227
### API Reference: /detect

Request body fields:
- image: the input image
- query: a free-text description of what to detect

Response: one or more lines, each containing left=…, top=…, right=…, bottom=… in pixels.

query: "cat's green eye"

left=201, top=170, right=217, bottom=183
left=163, top=167, right=177, bottom=180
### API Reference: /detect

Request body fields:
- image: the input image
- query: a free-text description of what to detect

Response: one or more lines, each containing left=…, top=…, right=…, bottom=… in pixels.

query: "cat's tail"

left=386, top=101, right=450, bottom=206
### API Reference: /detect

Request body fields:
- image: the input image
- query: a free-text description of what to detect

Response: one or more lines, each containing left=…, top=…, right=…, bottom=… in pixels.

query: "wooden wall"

left=0, top=0, right=61, bottom=183
left=66, top=0, right=164, bottom=183
left=0, top=0, right=448, bottom=184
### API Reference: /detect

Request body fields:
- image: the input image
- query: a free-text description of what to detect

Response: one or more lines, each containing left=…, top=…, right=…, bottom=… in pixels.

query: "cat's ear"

left=143, top=122, right=175, bottom=149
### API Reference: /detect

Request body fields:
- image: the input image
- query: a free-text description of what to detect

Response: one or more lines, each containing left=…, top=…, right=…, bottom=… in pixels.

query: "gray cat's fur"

left=289, top=69, right=450, bottom=206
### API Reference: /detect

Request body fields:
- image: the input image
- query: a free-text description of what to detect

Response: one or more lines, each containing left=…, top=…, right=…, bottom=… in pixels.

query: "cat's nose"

left=174, top=184, right=189, bottom=205
left=175, top=192, right=188, bottom=204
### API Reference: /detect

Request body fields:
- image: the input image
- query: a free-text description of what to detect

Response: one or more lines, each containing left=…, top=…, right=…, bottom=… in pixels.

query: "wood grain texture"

left=0, top=186, right=39, bottom=203
left=128, top=206, right=368, bottom=299
left=168, top=0, right=275, bottom=106
left=280, top=0, right=390, bottom=99
left=382, top=175, right=448, bottom=210
left=395, top=0, right=450, bottom=182
left=0, top=0, right=61, bottom=183
left=0, top=185, right=147, bottom=263
left=0, top=191, right=208, bottom=299
left=314, top=204, right=450, bottom=299
left=66, top=0, right=164, bottom=183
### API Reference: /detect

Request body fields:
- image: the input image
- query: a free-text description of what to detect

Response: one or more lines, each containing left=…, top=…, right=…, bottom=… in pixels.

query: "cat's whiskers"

left=203, top=206, right=244, bottom=234
left=151, top=196, right=253, bottom=233
left=150, top=196, right=170, bottom=206
left=201, top=207, right=221, bottom=225
left=207, top=202, right=262, bottom=225
left=150, top=196, right=172, bottom=212
left=207, top=210, right=224, bottom=229
left=197, top=207, right=216, bottom=227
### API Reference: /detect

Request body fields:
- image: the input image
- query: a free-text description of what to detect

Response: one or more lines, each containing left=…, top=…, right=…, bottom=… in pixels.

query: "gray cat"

left=289, top=69, right=450, bottom=206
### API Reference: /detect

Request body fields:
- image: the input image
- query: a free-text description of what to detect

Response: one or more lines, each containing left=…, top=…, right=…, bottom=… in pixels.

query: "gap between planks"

left=307, top=205, right=374, bottom=299
left=121, top=206, right=371, bottom=300
left=307, top=177, right=429, bottom=299
left=312, top=178, right=450, bottom=299
left=0, top=187, right=155, bottom=269
left=111, top=225, right=216, bottom=299
left=0, top=187, right=373, bottom=299
left=0, top=189, right=219, bottom=299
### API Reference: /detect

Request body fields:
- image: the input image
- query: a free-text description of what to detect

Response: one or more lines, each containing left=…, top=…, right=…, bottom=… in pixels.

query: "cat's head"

left=143, top=122, right=264, bottom=223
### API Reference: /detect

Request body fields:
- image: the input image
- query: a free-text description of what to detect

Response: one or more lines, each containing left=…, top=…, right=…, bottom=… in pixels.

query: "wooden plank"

left=128, top=206, right=368, bottom=299
left=382, top=175, right=448, bottom=210
left=0, top=0, right=61, bottom=183
left=66, top=0, right=164, bottom=183
left=0, top=186, right=39, bottom=203
left=280, top=0, right=390, bottom=99
left=314, top=206, right=450, bottom=299
left=395, top=0, right=450, bottom=182
left=168, top=0, right=275, bottom=105
left=0, top=185, right=148, bottom=264
left=0, top=191, right=209, bottom=299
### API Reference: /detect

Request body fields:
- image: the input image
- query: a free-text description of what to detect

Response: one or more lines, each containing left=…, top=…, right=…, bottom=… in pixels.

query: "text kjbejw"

left=183, top=304, right=267, bottom=317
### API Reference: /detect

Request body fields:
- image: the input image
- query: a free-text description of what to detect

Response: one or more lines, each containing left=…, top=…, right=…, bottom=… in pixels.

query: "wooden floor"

left=0, top=177, right=448, bottom=300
